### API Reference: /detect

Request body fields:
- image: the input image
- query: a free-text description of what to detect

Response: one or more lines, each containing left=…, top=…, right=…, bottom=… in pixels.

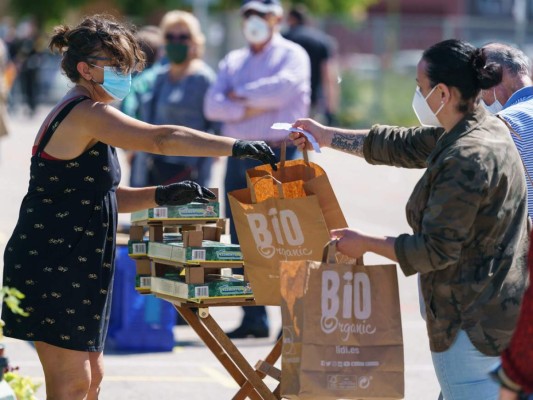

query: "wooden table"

left=155, top=294, right=282, bottom=400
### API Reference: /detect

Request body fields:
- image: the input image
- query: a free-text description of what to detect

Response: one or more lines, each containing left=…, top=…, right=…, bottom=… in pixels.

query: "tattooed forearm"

left=330, top=132, right=366, bottom=157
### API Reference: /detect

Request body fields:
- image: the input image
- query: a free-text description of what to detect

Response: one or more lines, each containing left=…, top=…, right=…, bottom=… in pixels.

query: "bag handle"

left=322, top=239, right=365, bottom=265
left=250, top=174, right=284, bottom=203
left=280, top=140, right=309, bottom=168
left=322, top=239, right=339, bottom=263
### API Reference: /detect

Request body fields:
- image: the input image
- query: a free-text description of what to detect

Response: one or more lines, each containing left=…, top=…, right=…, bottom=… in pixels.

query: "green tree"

left=215, top=0, right=377, bottom=14
left=7, top=0, right=378, bottom=28
left=7, top=0, right=89, bottom=29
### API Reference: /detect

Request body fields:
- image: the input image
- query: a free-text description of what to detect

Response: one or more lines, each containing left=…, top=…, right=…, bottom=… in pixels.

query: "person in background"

left=121, top=25, right=164, bottom=187
left=480, top=43, right=533, bottom=216
left=282, top=3, right=339, bottom=125
left=0, top=37, right=10, bottom=148
left=290, top=39, right=528, bottom=400
left=12, top=19, right=41, bottom=117
left=1, top=14, right=276, bottom=400
left=126, top=10, right=219, bottom=188
left=204, top=0, right=310, bottom=339
left=2, top=22, right=19, bottom=113
left=121, top=25, right=163, bottom=121
left=476, top=42, right=533, bottom=400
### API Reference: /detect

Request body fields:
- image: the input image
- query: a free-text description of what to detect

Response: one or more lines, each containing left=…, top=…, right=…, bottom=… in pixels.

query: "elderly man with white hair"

left=480, top=43, right=533, bottom=216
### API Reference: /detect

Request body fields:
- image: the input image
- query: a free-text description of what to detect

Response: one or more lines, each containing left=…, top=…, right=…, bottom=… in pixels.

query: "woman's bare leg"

left=87, top=350, right=104, bottom=399
left=34, top=341, right=103, bottom=400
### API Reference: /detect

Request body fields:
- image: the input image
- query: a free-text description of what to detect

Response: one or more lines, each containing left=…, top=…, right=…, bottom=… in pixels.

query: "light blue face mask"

left=91, top=64, right=131, bottom=100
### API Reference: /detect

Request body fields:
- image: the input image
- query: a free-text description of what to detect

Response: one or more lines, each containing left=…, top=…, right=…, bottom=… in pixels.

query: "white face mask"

left=412, top=85, right=444, bottom=127
left=243, top=15, right=271, bottom=45
left=480, top=89, right=503, bottom=114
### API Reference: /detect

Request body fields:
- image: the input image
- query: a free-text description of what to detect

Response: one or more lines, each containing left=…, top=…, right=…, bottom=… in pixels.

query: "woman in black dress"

left=2, top=14, right=276, bottom=400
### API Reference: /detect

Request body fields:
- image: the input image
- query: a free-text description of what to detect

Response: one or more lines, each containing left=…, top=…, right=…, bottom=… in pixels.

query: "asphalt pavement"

left=0, top=105, right=440, bottom=399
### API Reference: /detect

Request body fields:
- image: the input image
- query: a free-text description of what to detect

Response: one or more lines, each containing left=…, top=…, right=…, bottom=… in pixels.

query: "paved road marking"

left=201, top=366, right=239, bottom=388
left=103, top=375, right=211, bottom=382
left=27, top=369, right=293, bottom=387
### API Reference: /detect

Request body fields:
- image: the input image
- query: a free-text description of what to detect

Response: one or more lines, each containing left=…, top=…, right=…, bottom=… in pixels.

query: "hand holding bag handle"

left=280, top=139, right=310, bottom=167
left=246, top=139, right=322, bottom=190
left=322, top=238, right=364, bottom=265
left=278, top=140, right=315, bottom=182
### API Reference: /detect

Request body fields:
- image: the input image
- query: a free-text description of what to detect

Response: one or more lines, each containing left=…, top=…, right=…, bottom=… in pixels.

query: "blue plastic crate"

left=107, top=245, right=176, bottom=352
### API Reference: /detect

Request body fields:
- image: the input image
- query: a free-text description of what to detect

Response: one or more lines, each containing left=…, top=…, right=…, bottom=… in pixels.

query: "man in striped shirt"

left=204, top=0, right=310, bottom=339
left=481, top=43, right=533, bottom=217
left=481, top=42, right=533, bottom=400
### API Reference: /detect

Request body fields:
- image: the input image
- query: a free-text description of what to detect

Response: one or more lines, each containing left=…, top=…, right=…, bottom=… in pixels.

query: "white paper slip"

left=270, top=122, right=321, bottom=153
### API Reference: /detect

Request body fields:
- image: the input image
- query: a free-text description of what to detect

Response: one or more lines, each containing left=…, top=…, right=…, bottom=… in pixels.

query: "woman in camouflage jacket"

left=290, top=39, right=528, bottom=400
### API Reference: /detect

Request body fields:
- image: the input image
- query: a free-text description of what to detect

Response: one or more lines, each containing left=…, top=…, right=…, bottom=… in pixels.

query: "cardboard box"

left=202, top=225, right=223, bottom=241
left=135, top=274, right=152, bottom=291
left=131, top=202, right=220, bottom=222
left=128, top=233, right=182, bottom=257
left=134, top=259, right=152, bottom=292
left=135, top=259, right=151, bottom=275
left=128, top=240, right=149, bottom=257
left=150, top=275, right=253, bottom=302
left=148, top=240, right=243, bottom=263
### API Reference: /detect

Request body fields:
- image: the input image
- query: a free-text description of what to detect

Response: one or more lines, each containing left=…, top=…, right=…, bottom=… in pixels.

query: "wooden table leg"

left=174, top=305, right=262, bottom=400
left=232, top=337, right=282, bottom=400
left=199, top=311, right=278, bottom=400
left=272, top=383, right=281, bottom=399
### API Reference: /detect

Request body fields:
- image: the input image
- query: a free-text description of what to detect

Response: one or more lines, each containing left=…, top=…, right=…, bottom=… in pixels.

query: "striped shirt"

left=498, top=86, right=533, bottom=216
left=204, top=33, right=310, bottom=143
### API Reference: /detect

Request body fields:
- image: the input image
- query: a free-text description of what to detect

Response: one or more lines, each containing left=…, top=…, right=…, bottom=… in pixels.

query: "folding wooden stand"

left=130, top=200, right=281, bottom=398
left=156, top=294, right=282, bottom=400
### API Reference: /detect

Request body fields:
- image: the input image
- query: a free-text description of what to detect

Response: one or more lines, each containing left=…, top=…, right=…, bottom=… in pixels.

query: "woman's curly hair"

left=49, top=14, right=146, bottom=83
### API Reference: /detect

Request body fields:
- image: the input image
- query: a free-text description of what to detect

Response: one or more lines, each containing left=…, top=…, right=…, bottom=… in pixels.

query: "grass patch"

left=338, top=69, right=420, bottom=128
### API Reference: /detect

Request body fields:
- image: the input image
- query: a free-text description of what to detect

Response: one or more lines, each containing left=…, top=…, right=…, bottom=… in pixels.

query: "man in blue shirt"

left=481, top=43, right=533, bottom=217
left=481, top=42, right=533, bottom=400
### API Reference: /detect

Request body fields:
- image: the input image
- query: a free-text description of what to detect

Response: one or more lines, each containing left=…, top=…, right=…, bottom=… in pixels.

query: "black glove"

left=155, top=181, right=216, bottom=206
left=232, top=140, right=278, bottom=171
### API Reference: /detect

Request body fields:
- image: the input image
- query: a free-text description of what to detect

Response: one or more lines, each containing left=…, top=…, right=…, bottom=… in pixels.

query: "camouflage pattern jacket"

left=363, top=106, right=529, bottom=355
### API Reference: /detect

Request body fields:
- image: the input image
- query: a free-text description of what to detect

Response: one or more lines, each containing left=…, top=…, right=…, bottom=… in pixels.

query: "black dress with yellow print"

left=2, top=96, right=121, bottom=351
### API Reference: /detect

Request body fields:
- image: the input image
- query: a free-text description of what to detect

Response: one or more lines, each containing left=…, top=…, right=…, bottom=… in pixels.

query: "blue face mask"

left=91, top=65, right=131, bottom=100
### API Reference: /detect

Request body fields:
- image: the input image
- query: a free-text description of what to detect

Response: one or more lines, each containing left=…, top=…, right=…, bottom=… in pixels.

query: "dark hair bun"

left=49, top=25, right=70, bottom=54
left=472, top=48, right=503, bottom=90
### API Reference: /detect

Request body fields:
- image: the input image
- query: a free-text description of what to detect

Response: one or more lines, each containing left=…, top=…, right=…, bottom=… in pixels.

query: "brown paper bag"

left=228, top=150, right=347, bottom=305
left=246, top=146, right=347, bottom=231
left=280, top=241, right=405, bottom=399
left=228, top=147, right=347, bottom=305
left=228, top=176, right=333, bottom=305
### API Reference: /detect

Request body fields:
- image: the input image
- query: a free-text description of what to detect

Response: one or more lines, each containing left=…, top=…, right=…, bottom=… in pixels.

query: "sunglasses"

left=242, top=9, right=268, bottom=19
left=90, top=64, right=124, bottom=76
left=165, top=33, right=192, bottom=42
